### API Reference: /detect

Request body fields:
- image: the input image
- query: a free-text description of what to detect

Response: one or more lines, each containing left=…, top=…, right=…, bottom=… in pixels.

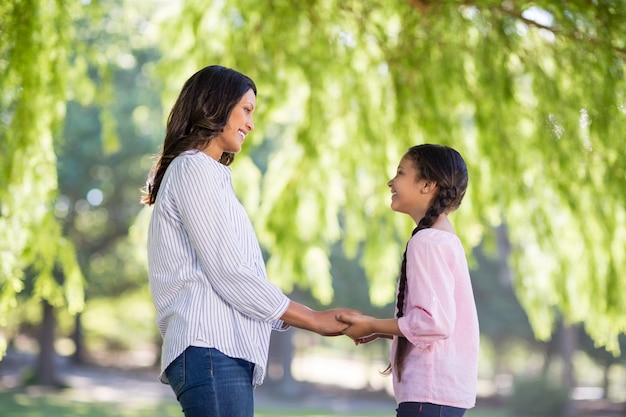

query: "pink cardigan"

left=393, top=228, right=479, bottom=408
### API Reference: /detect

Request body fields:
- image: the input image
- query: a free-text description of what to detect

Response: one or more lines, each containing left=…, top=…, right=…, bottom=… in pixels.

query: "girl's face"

left=204, top=88, right=256, bottom=160
left=387, top=155, right=436, bottom=222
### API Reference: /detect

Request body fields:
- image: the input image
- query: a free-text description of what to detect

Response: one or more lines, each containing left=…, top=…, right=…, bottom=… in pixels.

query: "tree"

left=0, top=0, right=156, bottom=382
left=151, top=0, right=626, bottom=352
left=2, top=1, right=625, bottom=371
left=58, top=42, right=163, bottom=364
left=0, top=0, right=89, bottom=359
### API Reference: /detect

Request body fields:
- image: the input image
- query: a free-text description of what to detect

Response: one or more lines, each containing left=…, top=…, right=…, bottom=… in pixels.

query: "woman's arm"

left=172, top=155, right=289, bottom=321
left=281, top=301, right=361, bottom=336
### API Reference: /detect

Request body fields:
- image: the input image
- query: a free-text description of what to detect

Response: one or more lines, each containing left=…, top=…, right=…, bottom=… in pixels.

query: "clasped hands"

left=320, top=308, right=388, bottom=345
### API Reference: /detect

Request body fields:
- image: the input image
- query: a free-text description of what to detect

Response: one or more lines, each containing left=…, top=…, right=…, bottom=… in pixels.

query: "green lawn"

left=0, top=390, right=519, bottom=417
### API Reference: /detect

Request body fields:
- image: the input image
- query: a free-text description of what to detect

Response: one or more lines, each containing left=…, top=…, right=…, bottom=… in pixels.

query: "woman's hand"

left=314, top=308, right=362, bottom=336
left=280, top=301, right=361, bottom=335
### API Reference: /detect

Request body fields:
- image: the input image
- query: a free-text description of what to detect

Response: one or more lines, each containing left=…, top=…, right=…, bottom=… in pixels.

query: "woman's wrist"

left=280, top=301, right=319, bottom=332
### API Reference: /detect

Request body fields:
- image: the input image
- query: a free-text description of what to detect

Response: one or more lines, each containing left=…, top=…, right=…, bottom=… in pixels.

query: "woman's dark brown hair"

left=384, top=144, right=468, bottom=382
left=141, top=65, right=257, bottom=205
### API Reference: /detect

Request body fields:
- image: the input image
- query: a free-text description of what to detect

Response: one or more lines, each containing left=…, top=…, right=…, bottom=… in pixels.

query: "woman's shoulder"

left=175, top=149, right=207, bottom=164
left=171, top=150, right=229, bottom=172
left=168, top=149, right=199, bottom=168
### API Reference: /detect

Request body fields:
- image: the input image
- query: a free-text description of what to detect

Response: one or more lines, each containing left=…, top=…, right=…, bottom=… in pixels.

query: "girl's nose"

left=387, top=178, right=393, bottom=187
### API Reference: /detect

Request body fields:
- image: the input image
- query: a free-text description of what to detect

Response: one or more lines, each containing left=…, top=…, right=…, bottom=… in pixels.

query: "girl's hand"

left=335, top=313, right=376, bottom=342
left=354, top=334, right=393, bottom=345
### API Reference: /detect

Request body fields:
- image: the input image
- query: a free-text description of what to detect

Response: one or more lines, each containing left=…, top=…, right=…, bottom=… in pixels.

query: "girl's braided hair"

left=383, top=144, right=468, bottom=382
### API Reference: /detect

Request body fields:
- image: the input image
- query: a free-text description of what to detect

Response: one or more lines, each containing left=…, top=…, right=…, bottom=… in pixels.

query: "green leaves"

left=0, top=0, right=87, bottom=331
left=2, top=0, right=624, bottom=356
left=155, top=0, right=626, bottom=351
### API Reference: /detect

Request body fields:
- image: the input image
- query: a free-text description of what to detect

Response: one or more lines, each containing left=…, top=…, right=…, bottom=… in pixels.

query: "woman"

left=142, top=65, right=356, bottom=417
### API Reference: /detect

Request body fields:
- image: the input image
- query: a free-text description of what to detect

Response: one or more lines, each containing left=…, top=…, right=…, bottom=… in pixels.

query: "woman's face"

left=204, top=88, right=256, bottom=160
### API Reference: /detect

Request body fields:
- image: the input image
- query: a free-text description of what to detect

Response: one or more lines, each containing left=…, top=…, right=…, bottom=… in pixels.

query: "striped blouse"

left=147, top=150, right=290, bottom=386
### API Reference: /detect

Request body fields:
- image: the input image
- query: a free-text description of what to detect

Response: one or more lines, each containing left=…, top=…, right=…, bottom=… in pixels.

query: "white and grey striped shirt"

left=148, top=150, right=290, bottom=386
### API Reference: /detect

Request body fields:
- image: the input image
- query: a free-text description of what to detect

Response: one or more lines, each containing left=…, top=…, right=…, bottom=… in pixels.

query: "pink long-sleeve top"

left=393, top=228, right=479, bottom=409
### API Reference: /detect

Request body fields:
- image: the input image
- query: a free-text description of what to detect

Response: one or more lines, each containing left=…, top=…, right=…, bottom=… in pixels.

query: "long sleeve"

left=397, top=234, right=456, bottom=349
left=148, top=150, right=290, bottom=387
left=170, top=153, right=287, bottom=320
left=391, top=228, right=479, bottom=408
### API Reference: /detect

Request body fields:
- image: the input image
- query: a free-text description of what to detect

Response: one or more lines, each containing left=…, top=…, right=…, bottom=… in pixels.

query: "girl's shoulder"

left=415, top=227, right=458, bottom=239
left=411, top=228, right=463, bottom=249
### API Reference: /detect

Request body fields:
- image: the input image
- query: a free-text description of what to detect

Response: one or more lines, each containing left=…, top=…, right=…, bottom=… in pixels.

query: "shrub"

left=507, top=376, right=569, bottom=416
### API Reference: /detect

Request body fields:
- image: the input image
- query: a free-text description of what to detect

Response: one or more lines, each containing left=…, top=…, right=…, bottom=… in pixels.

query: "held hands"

left=335, top=312, right=379, bottom=345
left=314, top=308, right=363, bottom=336
left=313, top=307, right=395, bottom=346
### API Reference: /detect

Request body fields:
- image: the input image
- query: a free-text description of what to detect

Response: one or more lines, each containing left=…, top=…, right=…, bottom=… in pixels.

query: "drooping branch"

left=496, top=4, right=626, bottom=58
left=404, top=0, right=626, bottom=58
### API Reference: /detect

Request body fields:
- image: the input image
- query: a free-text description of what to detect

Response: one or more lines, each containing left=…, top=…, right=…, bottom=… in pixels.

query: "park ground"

left=1, top=349, right=625, bottom=417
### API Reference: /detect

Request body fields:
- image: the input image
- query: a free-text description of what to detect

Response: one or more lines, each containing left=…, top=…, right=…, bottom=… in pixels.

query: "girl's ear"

left=421, top=180, right=438, bottom=194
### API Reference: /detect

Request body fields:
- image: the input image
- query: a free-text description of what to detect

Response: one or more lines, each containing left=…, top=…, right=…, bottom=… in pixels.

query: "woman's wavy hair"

left=384, top=143, right=468, bottom=382
left=141, top=65, right=256, bottom=205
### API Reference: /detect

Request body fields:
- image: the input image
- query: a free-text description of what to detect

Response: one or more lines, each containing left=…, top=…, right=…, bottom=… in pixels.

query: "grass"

left=0, top=390, right=520, bottom=417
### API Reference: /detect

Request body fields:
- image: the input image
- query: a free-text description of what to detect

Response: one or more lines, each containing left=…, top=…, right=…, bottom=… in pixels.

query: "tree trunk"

left=35, top=300, right=60, bottom=386
left=71, top=313, right=87, bottom=364
left=561, top=323, right=578, bottom=417
left=267, top=329, right=298, bottom=396
left=602, top=364, right=610, bottom=400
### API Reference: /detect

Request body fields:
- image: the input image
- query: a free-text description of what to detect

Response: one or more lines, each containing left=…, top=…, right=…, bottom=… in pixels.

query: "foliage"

left=81, top=289, right=159, bottom=352
left=0, top=0, right=162, bottom=359
left=2, top=0, right=626, bottom=359
left=0, top=0, right=92, bottom=353
left=471, top=241, right=535, bottom=344
left=153, top=0, right=626, bottom=352
left=507, top=376, right=569, bottom=417
left=58, top=49, right=161, bottom=301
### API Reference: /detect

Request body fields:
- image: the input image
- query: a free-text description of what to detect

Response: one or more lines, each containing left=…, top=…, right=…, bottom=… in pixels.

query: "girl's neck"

left=422, top=213, right=456, bottom=235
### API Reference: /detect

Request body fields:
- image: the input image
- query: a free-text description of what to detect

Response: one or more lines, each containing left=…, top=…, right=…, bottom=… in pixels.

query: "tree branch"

left=404, top=0, right=626, bottom=58
left=496, top=5, right=626, bottom=58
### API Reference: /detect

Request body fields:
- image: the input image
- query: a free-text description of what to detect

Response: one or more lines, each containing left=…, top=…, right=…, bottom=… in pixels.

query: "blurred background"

left=1, top=1, right=625, bottom=416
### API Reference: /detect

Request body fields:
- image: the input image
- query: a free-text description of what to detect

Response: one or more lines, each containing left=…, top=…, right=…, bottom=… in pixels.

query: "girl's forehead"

left=399, top=155, right=415, bottom=168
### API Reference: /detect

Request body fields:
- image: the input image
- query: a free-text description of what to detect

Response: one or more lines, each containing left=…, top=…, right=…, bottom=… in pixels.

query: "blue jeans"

left=165, top=346, right=255, bottom=417
left=396, top=402, right=467, bottom=417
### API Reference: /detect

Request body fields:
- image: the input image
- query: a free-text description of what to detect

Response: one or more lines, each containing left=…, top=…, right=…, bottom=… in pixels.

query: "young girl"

left=142, top=65, right=357, bottom=417
left=337, top=144, right=479, bottom=417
